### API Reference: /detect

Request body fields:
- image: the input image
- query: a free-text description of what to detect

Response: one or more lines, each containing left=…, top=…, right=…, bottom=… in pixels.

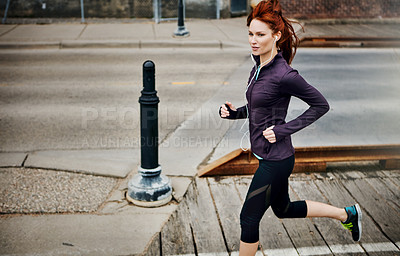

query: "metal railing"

left=1, top=0, right=199, bottom=24
left=153, top=0, right=179, bottom=24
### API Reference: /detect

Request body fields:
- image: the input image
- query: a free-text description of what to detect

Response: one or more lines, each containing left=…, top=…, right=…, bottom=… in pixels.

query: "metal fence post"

left=216, top=0, right=220, bottom=19
left=80, top=0, right=85, bottom=23
left=127, top=60, right=172, bottom=207
left=2, top=0, right=11, bottom=24
left=153, top=0, right=161, bottom=24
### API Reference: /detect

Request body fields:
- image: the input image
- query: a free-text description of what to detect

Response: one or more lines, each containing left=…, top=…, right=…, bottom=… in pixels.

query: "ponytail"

left=248, top=0, right=302, bottom=65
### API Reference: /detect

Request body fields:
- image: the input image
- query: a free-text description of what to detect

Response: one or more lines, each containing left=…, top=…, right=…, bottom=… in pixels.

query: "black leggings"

left=240, top=155, right=308, bottom=243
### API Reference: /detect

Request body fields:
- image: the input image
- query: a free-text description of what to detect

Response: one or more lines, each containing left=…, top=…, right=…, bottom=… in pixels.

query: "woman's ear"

left=275, top=31, right=282, bottom=41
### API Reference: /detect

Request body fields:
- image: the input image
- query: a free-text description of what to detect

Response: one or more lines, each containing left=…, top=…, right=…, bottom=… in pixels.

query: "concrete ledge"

left=0, top=153, right=27, bottom=167
left=61, top=39, right=140, bottom=49
left=1, top=38, right=397, bottom=49
left=140, top=39, right=222, bottom=48
left=0, top=41, right=60, bottom=49
left=301, top=18, right=400, bottom=25
left=0, top=40, right=226, bottom=49
left=24, top=149, right=139, bottom=178
left=300, top=40, right=400, bottom=48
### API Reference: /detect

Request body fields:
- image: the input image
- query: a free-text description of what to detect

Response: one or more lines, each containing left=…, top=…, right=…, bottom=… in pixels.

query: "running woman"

left=219, top=1, right=362, bottom=255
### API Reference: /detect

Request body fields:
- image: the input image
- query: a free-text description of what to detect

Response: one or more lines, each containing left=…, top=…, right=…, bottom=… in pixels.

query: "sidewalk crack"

left=152, top=23, right=156, bottom=40
left=0, top=24, right=18, bottom=37
left=21, top=153, right=29, bottom=167
left=76, top=23, right=88, bottom=40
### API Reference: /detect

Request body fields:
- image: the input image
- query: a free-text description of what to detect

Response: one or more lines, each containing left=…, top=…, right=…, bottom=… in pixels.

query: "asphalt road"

left=0, top=47, right=399, bottom=153
left=0, top=48, right=249, bottom=152
left=289, top=48, right=400, bottom=147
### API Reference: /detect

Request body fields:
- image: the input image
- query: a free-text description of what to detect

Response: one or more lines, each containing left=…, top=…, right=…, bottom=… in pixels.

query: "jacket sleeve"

left=220, top=105, right=248, bottom=119
left=273, top=69, right=330, bottom=141
left=235, top=105, right=249, bottom=119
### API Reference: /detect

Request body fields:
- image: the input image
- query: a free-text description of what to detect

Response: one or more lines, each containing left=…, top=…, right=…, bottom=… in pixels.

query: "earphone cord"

left=240, top=37, right=277, bottom=152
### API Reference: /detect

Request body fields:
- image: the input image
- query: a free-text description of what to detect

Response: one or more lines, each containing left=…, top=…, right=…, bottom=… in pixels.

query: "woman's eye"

left=258, top=34, right=265, bottom=37
left=249, top=32, right=253, bottom=36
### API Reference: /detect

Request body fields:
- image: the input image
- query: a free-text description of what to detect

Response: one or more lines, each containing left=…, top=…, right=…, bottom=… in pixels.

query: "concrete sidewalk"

left=1, top=17, right=400, bottom=49
left=0, top=18, right=249, bottom=49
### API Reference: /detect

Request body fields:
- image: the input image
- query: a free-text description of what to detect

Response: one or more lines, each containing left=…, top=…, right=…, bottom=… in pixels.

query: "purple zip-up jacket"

left=232, top=52, right=329, bottom=160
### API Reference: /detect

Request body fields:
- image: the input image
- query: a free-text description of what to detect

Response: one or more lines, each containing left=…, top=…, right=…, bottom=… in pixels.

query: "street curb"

left=2, top=38, right=398, bottom=50
left=140, top=39, right=222, bottom=49
left=300, top=37, right=400, bottom=48
left=0, top=41, right=61, bottom=49
left=0, top=40, right=243, bottom=50
left=300, top=18, right=400, bottom=25
left=61, top=40, right=140, bottom=49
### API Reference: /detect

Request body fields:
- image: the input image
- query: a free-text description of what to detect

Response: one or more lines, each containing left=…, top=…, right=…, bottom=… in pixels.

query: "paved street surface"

left=0, top=48, right=248, bottom=152
left=0, top=18, right=399, bottom=255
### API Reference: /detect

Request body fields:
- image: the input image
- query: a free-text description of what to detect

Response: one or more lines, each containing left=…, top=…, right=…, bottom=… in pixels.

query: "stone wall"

left=1, top=0, right=399, bottom=19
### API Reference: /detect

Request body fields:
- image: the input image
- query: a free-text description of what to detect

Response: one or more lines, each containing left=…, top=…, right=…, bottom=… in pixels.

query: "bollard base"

left=173, top=26, right=190, bottom=37
left=126, top=168, right=172, bottom=208
left=126, top=193, right=172, bottom=208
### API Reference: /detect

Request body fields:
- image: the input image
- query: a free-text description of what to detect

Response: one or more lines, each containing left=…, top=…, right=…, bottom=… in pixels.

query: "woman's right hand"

left=220, top=101, right=237, bottom=118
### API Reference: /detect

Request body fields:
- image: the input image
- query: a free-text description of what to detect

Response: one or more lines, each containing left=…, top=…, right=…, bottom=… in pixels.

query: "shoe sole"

left=355, top=203, right=362, bottom=241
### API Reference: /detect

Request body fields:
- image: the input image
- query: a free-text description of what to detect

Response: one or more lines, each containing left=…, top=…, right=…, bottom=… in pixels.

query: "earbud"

left=274, top=36, right=278, bottom=41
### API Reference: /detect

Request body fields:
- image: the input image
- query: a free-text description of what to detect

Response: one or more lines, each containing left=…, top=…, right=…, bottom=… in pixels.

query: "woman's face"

left=248, top=19, right=276, bottom=59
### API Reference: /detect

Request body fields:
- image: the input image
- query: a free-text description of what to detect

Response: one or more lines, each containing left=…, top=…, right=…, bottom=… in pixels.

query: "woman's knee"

left=272, top=201, right=308, bottom=219
left=240, top=208, right=261, bottom=227
left=272, top=204, right=289, bottom=219
left=240, top=211, right=261, bottom=243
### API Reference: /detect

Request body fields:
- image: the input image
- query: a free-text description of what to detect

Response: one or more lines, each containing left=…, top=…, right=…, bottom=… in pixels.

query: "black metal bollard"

left=140, top=60, right=159, bottom=170
left=127, top=60, right=172, bottom=207
left=173, top=0, right=190, bottom=37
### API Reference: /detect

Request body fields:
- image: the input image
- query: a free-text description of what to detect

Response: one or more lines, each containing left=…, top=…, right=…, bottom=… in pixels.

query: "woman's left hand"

left=263, top=125, right=276, bottom=143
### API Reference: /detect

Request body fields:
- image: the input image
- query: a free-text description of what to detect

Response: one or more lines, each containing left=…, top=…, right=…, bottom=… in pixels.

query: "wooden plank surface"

left=280, top=184, right=333, bottom=256
left=333, top=171, right=400, bottom=245
left=147, top=170, right=400, bottom=255
left=290, top=177, right=366, bottom=255
left=260, top=208, right=299, bottom=256
left=161, top=199, right=195, bottom=255
left=363, top=174, right=400, bottom=212
left=207, top=176, right=242, bottom=253
left=234, top=176, right=298, bottom=255
left=380, top=170, right=400, bottom=178
left=316, top=172, right=399, bottom=253
left=312, top=172, right=399, bottom=256
left=185, top=177, right=228, bottom=255
left=380, top=170, right=400, bottom=188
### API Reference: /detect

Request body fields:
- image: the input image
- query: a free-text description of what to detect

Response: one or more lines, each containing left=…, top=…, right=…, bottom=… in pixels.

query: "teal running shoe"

left=341, top=203, right=362, bottom=242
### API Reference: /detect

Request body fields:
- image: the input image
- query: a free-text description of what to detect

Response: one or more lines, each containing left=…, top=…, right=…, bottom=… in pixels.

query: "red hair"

left=247, top=0, right=301, bottom=65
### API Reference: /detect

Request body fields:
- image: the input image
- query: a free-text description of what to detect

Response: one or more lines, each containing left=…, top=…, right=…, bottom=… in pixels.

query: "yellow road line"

left=171, top=81, right=196, bottom=85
